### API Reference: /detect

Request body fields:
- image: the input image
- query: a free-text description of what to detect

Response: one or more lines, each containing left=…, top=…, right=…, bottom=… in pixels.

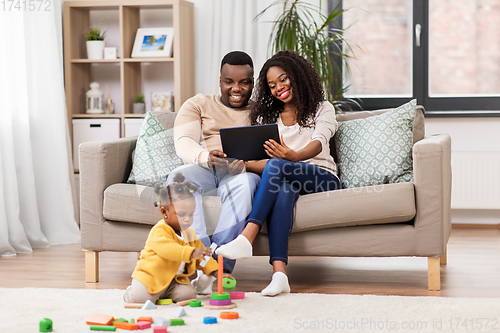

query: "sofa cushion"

left=334, top=99, right=416, bottom=189
left=104, top=182, right=415, bottom=233
left=335, top=105, right=425, bottom=144
left=104, top=184, right=163, bottom=225
left=103, top=184, right=221, bottom=235
left=127, top=111, right=183, bottom=186
left=292, top=182, right=416, bottom=232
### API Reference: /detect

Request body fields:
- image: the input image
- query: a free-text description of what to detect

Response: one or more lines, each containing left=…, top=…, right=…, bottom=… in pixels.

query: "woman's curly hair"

left=154, top=173, right=198, bottom=207
left=250, top=50, right=324, bottom=128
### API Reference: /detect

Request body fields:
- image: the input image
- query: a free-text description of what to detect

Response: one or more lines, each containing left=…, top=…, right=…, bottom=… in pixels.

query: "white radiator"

left=451, top=152, right=500, bottom=209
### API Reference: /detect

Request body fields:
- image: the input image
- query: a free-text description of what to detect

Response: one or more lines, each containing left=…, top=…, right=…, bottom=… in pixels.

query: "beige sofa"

left=79, top=106, right=451, bottom=290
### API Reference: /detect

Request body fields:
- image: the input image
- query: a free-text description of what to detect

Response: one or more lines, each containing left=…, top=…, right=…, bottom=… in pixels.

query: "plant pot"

left=86, top=40, right=105, bottom=60
left=133, top=103, right=145, bottom=114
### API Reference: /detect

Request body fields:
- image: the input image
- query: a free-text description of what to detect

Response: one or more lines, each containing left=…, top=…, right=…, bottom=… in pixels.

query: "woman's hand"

left=264, top=135, right=299, bottom=161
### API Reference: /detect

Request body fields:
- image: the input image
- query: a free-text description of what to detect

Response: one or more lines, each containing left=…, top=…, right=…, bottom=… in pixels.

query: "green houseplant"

left=86, top=28, right=106, bottom=60
left=133, top=94, right=146, bottom=114
left=255, top=0, right=358, bottom=111
left=86, top=28, right=106, bottom=41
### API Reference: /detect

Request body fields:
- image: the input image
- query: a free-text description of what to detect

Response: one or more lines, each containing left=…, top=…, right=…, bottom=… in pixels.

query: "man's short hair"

left=220, top=51, right=253, bottom=71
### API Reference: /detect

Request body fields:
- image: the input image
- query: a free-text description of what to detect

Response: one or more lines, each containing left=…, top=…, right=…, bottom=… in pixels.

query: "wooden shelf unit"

left=63, top=0, right=195, bottom=139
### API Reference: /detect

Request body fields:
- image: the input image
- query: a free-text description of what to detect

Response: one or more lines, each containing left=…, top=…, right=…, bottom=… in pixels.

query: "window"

left=334, top=0, right=500, bottom=116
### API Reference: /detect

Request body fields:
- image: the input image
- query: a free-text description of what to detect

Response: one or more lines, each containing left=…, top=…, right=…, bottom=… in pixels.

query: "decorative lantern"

left=86, top=82, right=104, bottom=114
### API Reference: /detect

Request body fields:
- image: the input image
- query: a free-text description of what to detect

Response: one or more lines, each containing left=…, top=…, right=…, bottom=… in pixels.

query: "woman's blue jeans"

left=247, top=158, right=340, bottom=264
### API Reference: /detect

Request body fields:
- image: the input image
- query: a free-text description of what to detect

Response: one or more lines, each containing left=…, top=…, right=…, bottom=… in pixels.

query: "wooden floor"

left=1, top=228, right=499, bottom=297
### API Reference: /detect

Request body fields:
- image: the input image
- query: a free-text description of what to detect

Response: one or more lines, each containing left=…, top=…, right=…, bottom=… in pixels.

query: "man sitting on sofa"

left=167, top=51, right=260, bottom=273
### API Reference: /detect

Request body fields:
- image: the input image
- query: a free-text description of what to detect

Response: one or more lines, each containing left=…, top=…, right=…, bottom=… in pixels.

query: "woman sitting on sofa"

left=216, top=50, right=340, bottom=296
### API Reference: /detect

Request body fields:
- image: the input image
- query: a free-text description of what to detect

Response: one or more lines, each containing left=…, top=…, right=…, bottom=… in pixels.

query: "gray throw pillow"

left=334, top=99, right=416, bottom=188
left=127, top=111, right=183, bottom=186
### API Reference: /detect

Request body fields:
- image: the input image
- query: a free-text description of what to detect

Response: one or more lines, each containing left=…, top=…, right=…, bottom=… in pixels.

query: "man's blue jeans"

left=247, top=158, right=340, bottom=264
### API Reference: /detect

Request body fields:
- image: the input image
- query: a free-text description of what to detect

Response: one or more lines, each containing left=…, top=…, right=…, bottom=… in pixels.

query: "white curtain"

left=0, top=0, right=80, bottom=256
left=193, top=0, right=281, bottom=94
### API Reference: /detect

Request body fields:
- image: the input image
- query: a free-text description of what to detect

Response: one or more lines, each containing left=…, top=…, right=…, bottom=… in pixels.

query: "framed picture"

left=151, top=92, right=174, bottom=112
left=131, top=27, right=174, bottom=58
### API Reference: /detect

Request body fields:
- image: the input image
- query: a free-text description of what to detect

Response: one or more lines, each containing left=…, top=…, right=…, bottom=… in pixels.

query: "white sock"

left=215, top=235, right=253, bottom=259
left=191, top=271, right=216, bottom=295
left=261, top=272, right=290, bottom=296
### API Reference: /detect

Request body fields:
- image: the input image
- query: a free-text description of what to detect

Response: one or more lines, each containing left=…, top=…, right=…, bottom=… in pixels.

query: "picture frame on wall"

left=131, top=27, right=174, bottom=58
left=151, top=92, right=174, bottom=112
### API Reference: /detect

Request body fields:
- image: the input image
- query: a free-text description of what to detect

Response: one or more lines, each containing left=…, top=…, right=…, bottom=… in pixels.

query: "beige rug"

left=1, top=287, right=500, bottom=332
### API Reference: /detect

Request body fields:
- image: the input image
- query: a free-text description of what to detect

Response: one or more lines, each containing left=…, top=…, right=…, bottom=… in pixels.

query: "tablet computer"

left=220, top=124, right=280, bottom=161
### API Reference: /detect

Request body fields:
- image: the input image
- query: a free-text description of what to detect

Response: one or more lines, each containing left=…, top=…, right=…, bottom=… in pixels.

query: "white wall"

left=426, top=118, right=500, bottom=225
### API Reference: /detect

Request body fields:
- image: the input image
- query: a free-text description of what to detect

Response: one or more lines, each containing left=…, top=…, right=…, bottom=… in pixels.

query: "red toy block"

left=136, top=321, right=151, bottom=329
left=137, top=317, right=152, bottom=323
left=113, top=321, right=139, bottom=330
left=86, top=314, right=115, bottom=326
left=153, top=327, right=167, bottom=333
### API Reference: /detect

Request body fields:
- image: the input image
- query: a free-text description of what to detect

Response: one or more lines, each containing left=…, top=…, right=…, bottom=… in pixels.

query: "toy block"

left=174, top=306, right=186, bottom=318
left=39, top=318, right=53, bottom=332
left=229, top=291, right=245, bottom=299
left=218, top=256, right=223, bottom=293
left=113, top=321, right=139, bottom=330
left=113, top=318, right=128, bottom=323
left=86, top=314, right=114, bottom=326
left=175, top=298, right=196, bottom=306
left=170, top=319, right=185, bottom=326
left=189, top=300, right=202, bottom=307
left=136, top=321, right=151, bottom=329
left=211, top=292, right=230, bottom=300
left=141, top=299, right=157, bottom=310
left=124, top=303, right=143, bottom=309
left=220, top=311, right=239, bottom=319
left=153, top=317, right=170, bottom=326
left=90, top=326, right=116, bottom=331
left=130, top=319, right=135, bottom=323
left=203, top=316, right=217, bottom=324
left=137, top=317, right=152, bottom=323
left=223, top=277, right=236, bottom=290
left=156, top=299, right=173, bottom=305
left=153, top=327, right=167, bottom=333
left=200, top=242, right=217, bottom=267
left=209, top=299, right=232, bottom=306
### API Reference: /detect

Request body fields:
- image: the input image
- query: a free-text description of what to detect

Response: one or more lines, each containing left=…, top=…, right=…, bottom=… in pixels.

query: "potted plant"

left=255, top=0, right=359, bottom=112
left=86, top=28, right=106, bottom=60
left=133, top=94, right=145, bottom=114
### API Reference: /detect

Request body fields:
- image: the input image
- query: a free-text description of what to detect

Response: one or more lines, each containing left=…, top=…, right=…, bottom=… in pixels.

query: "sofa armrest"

left=413, top=134, right=452, bottom=256
left=79, top=136, right=137, bottom=251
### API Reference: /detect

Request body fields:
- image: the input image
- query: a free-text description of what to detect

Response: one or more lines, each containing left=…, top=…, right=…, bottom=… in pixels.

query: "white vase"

left=86, top=40, right=105, bottom=60
left=133, top=103, right=145, bottom=114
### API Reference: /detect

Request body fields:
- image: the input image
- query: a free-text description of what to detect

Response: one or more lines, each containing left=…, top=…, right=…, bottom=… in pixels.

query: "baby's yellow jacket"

left=132, top=219, right=218, bottom=294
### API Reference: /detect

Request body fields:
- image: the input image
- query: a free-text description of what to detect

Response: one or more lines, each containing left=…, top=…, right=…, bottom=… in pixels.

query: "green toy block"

left=189, top=300, right=202, bottom=307
left=170, top=318, right=185, bottom=326
left=90, top=325, right=116, bottom=331
left=112, top=318, right=128, bottom=323
left=223, top=277, right=236, bottom=290
left=211, top=292, right=230, bottom=300
left=39, top=318, right=53, bottom=332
